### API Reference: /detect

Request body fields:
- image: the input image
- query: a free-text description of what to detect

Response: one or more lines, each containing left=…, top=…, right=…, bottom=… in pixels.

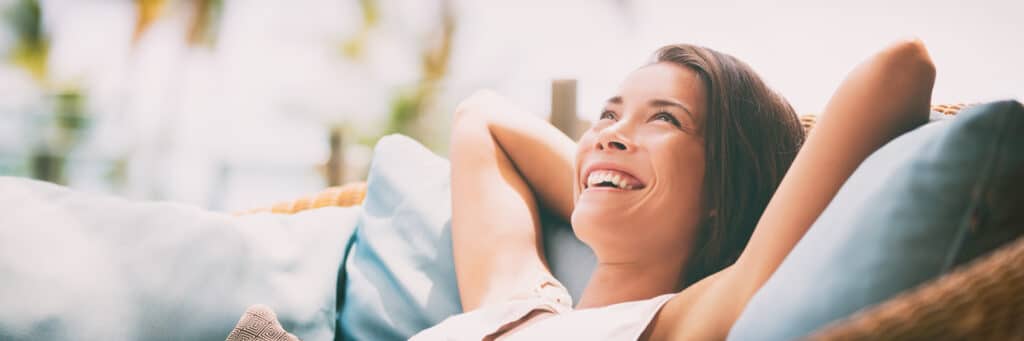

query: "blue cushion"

left=0, top=177, right=361, bottom=341
left=338, top=135, right=595, bottom=341
left=728, top=100, right=1024, bottom=340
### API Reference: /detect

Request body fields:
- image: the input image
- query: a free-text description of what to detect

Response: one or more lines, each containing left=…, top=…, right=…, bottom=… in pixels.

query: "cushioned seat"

left=258, top=102, right=1024, bottom=341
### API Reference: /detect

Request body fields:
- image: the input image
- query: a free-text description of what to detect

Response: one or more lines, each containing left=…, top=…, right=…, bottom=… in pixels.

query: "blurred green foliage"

left=5, top=0, right=48, bottom=81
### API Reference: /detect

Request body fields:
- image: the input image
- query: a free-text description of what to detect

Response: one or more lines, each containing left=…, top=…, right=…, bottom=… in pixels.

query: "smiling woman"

left=644, top=45, right=807, bottom=286
left=417, top=39, right=934, bottom=340
left=571, top=61, right=715, bottom=299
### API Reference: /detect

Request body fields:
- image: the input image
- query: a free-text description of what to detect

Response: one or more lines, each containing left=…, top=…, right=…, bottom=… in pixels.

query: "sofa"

left=1, top=101, right=1021, bottom=341
left=246, top=102, right=1024, bottom=340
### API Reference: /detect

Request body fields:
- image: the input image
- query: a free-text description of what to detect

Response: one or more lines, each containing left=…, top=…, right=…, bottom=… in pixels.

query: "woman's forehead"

left=614, top=63, right=706, bottom=112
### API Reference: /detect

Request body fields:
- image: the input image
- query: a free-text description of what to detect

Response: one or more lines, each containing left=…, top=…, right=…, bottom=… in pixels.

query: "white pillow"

left=0, top=177, right=360, bottom=340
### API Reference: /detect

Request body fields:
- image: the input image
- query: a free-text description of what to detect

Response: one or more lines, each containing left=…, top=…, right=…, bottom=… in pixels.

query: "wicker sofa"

left=247, top=103, right=1024, bottom=340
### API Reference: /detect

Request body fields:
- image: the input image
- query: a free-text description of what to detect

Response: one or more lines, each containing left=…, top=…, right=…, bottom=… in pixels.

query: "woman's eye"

left=654, top=112, right=682, bottom=127
left=599, top=110, right=617, bottom=120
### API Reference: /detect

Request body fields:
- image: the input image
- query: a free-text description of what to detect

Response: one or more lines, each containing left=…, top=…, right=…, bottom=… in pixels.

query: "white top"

left=411, top=277, right=676, bottom=340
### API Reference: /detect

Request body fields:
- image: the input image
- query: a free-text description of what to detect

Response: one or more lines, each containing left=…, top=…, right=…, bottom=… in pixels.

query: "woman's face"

left=571, top=62, right=708, bottom=262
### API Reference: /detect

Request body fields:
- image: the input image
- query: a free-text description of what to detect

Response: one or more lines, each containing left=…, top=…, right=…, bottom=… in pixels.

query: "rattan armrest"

left=236, top=181, right=367, bottom=215
left=805, top=235, right=1024, bottom=340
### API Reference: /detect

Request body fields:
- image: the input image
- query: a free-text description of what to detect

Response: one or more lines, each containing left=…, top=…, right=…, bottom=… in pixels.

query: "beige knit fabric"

left=225, top=305, right=300, bottom=341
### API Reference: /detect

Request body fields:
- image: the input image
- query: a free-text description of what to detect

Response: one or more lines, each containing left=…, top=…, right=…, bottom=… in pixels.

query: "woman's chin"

left=575, top=187, right=642, bottom=209
left=570, top=204, right=631, bottom=232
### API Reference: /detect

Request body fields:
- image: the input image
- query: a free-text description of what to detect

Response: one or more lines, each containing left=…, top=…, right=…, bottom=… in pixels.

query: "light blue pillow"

left=728, top=100, right=1024, bottom=340
left=0, top=177, right=361, bottom=341
left=338, top=135, right=595, bottom=341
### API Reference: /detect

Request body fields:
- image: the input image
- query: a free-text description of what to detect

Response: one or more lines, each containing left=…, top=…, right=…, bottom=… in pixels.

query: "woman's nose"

left=597, top=140, right=628, bottom=151
left=595, top=125, right=632, bottom=151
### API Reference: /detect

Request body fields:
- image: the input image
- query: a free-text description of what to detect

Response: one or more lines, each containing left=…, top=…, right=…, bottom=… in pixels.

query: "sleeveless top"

left=410, top=276, right=676, bottom=340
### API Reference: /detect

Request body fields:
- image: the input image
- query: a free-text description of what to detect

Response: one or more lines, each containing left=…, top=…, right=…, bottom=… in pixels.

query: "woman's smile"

left=582, top=163, right=647, bottom=191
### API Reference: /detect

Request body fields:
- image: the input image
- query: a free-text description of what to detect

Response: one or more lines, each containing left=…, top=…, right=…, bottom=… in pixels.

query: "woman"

left=414, top=39, right=936, bottom=340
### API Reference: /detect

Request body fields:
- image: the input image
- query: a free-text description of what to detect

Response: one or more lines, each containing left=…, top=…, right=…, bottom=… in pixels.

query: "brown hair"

left=652, top=44, right=806, bottom=286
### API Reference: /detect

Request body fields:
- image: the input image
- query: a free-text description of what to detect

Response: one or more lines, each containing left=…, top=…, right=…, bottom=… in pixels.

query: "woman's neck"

left=575, top=255, right=687, bottom=309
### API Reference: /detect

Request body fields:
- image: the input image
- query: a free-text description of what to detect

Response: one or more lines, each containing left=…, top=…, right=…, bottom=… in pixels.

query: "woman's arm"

left=652, top=39, right=937, bottom=340
left=731, top=38, right=936, bottom=298
left=449, top=90, right=577, bottom=311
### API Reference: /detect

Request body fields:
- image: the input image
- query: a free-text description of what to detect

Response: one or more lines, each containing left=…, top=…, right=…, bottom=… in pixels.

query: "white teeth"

left=586, top=170, right=636, bottom=190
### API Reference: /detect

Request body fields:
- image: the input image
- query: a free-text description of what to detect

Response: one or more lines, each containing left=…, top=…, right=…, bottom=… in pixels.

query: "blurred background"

left=1, top=0, right=1021, bottom=211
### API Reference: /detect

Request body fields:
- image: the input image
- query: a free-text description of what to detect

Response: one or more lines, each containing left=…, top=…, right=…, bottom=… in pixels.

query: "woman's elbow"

left=879, top=38, right=937, bottom=84
left=871, top=38, right=937, bottom=125
left=451, top=92, right=496, bottom=149
left=452, top=98, right=478, bottom=126
left=453, top=89, right=502, bottom=126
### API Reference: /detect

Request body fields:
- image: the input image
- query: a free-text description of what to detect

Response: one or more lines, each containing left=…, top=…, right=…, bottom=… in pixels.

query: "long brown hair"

left=652, top=44, right=806, bottom=286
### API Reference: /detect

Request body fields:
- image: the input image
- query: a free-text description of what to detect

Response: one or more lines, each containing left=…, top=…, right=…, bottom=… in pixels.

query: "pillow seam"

left=939, top=102, right=1011, bottom=273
